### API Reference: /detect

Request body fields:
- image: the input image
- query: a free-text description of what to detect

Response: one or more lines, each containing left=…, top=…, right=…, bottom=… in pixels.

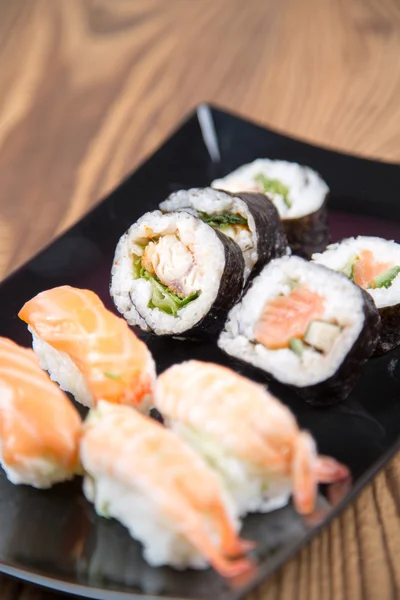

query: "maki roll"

left=159, top=187, right=288, bottom=281
left=0, top=337, right=81, bottom=488
left=212, top=159, right=330, bottom=258
left=110, top=210, right=245, bottom=337
left=313, top=236, right=400, bottom=354
left=155, top=361, right=349, bottom=517
left=19, top=286, right=156, bottom=411
left=218, top=256, right=380, bottom=405
left=81, top=401, right=254, bottom=576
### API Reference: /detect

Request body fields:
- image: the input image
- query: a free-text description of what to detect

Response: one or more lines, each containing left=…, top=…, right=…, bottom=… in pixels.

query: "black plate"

left=0, top=104, right=399, bottom=600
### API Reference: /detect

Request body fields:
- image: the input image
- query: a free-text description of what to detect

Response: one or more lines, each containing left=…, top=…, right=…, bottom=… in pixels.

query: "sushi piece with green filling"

left=313, top=236, right=400, bottom=354
left=110, top=210, right=245, bottom=338
left=159, top=187, right=288, bottom=282
left=218, top=256, right=380, bottom=405
left=211, top=159, right=330, bottom=258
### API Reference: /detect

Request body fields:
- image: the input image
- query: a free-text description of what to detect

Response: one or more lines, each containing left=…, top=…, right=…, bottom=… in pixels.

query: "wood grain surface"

left=0, top=0, right=399, bottom=599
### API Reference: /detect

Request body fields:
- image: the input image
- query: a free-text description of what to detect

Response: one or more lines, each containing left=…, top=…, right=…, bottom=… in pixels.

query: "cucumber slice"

left=371, top=266, right=400, bottom=289
left=289, top=338, right=305, bottom=357
left=254, top=173, right=292, bottom=208
left=341, top=255, right=359, bottom=281
left=304, top=320, right=341, bottom=353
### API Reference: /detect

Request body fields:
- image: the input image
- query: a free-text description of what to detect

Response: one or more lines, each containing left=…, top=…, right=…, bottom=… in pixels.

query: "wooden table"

left=0, top=1, right=399, bottom=599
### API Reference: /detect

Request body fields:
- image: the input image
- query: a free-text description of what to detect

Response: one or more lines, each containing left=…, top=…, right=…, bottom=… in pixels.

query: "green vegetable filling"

left=103, top=372, right=122, bottom=381
left=254, top=173, right=292, bottom=208
left=133, top=257, right=200, bottom=317
left=289, top=338, right=305, bottom=357
left=341, top=255, right=359, bottom=281
left=289, top=321, right=342, bottom=356
left=99, top=500, right=110, bottom=518
left=197, top=211, right=248, bottom=230
left=370, top=266, right=400, bottom=289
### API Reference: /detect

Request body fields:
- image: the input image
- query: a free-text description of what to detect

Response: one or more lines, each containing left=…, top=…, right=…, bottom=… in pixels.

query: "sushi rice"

left=212, top=159, right=328, bottom=221
left=159, top=187, right=287, bottom=282
left=212, top=159, right=330, bottom=257
left=159, top=412, right=294, bottom=516
left=81, top=401, right=252, bottom=575
left=312, top=236, right=400, bottom=310
left=29, top=326, right=94, bottom=408
left=312, top=236, right=400, bottom=354
left=160, top=188, right=257, bottom=280
left=218, top=255, right=380, bottom=403
left=111, top=210, right=244, bottom=337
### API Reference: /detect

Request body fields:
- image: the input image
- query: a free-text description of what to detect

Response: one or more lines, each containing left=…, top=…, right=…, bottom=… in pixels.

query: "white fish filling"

left=312, top=236, right=400, bottom=309
left=111, top=211, right=227, bottom=335
left=212, top=159, right=329, bottom=220
left=160, top=188, right=257, bottom=281
left=168, top=422, right=291, bottom=516
left=219, top=256, right=365, bottom=387
left=0, top=387, right=76, bottom=489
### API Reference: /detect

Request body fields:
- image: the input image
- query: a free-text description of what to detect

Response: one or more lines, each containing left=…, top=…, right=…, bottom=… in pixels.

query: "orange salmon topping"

left=352, top=249, right=392, bottom=289
left=255, top=286, right=325, bottom=349
left=18, top=286, right=154, bottom=408
left=0, top=338, right=81, bottom=468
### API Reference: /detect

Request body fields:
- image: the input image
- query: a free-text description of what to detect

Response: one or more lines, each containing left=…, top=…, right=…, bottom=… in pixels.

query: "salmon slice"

left=18, top=286, right=155, bottom=409
left=352, top=249, right=392, bottom=289
left=255, top=286, right=325, bottom=349
left=0, top=337, right=81, bottom=470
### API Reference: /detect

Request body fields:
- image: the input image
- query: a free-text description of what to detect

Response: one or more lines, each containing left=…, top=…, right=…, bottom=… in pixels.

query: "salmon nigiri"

left=0, top=337, right=81, bottom=488
left=80, top=401, right=254, bottom=577
left=18, top=286, right=156, bottom=411
left=155, top=361, right=350, bottom=516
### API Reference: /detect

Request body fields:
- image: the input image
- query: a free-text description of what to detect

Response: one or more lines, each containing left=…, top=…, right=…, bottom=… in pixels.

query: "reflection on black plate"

left=0, top=104, right=399, bottom=600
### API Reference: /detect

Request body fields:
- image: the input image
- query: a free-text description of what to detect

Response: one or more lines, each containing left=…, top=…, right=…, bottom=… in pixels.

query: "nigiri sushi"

left=155, top=361, right=350, bottom=517
left=80, top=401, right=254, bottom=576
left=0, top=337, right=81, bottom=488
left=18, top=286, right=156, bottom=410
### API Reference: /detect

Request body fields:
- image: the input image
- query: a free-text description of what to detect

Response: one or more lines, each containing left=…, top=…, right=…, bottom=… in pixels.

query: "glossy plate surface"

left=0, top=105, right=399, bottom=600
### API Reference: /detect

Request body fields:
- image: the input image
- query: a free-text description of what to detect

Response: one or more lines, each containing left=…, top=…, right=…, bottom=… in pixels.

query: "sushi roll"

left=110, top=210, right=245, bottom=337
left=0, top=337, right=81, bottom=488
left=159, top=187, right=288, bottom=281
left=18, top=286, right=156, bottom=410
left=312, top=236, right=400, bottom=354
left=80, top=401, right=254, bottom=576
left=218, top=256, right=380, bottom=405
left=155, top=361, right=349, bottom=517
left=212, top=159, right=330, bottom=258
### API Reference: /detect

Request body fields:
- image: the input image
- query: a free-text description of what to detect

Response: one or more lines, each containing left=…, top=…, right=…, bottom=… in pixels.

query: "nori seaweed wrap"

left=159, top=187, right=288, bottom=282
left=218, top=256, right=380, bottom=406
left=283, top=200, right=330, bottom=257
left=110, top=210, right=244, bottom=338
left=211, top=158, right=330, bottom=258
left=313, top=236, right=400, bottom=354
